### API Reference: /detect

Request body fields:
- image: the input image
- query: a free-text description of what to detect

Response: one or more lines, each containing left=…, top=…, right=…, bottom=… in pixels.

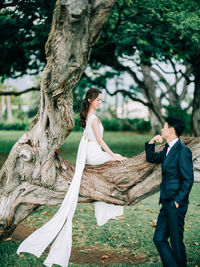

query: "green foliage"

left=102, top=117, right=121, bottom=131
left=73, top=116, right=151, bottom=133
left=120, top=118, right=151, bottom=132
left=90, top=0, right=200, bottom=69
left=1, top=0, right=200, bottom=78
left=0, top=0, right=55, bottom=78
left=73, top=79, right=88, bottom=113
left=0, top=121, right=29, bottom=131
left=13, top=109, right=27, bottom=121
left=73, top=116, right=82, bottom=131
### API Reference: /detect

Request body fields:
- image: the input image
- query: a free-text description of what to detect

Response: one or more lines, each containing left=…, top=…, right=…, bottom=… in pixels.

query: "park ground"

left=0, top=131, right=200, bottom=267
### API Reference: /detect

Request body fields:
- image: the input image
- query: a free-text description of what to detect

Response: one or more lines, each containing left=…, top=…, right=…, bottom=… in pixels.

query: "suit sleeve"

left=175, top=147, right=194, bottom=205
left=145, top=142, right=163, bottom=163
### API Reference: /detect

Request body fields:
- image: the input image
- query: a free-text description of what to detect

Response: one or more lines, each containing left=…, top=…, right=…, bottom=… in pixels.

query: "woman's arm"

left=91, top=118, right=126, bottom=162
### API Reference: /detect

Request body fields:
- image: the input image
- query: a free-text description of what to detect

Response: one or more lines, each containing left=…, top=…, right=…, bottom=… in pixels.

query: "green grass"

left=0, top=130, right=152, bottom=166
left=0, top=130, right=200, bottom=266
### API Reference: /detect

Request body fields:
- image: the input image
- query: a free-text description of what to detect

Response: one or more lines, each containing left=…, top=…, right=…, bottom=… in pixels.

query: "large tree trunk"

left=148, top=109, right=163, bottom=135
left=0, top=0, right=115, bottom=240
left=140, top=64, right=164, bottom=134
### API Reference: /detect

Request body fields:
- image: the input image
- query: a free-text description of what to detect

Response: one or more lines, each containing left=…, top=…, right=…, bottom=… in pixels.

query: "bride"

left=17, top=87, right=127, bottom=267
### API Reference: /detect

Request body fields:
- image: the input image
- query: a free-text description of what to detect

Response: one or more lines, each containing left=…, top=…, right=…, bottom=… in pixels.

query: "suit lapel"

left=162, top=139, right=181, bottom=169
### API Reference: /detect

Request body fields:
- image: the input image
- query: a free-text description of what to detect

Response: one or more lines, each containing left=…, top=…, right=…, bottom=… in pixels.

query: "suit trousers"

left=153, top=201, right=188, bottom=267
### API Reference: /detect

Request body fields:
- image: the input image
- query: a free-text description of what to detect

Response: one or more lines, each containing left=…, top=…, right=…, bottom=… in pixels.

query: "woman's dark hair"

left=79, top=88, right=101, bottom=128
left=165, top=116, right=185, bottom=137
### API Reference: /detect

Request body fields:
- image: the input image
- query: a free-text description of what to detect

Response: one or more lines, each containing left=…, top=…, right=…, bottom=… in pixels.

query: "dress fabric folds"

left=17, top=114, right=123, bottom=267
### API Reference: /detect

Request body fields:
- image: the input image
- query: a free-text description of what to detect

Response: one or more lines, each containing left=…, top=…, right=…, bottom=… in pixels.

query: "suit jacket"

left=145, top=139, right=194, bottom=205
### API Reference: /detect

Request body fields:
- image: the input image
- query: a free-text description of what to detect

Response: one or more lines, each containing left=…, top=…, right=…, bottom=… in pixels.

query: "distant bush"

left=73, top=116, right=151, bottom=133
left=0, top=117, right=151, bottom=133
left=74, top=116, right=82, bottom=131
left=120, top=118, right=151, bottom=132
left=102, top=117, right=121, bottom=131
left=0, top=121, right=30, bottom=131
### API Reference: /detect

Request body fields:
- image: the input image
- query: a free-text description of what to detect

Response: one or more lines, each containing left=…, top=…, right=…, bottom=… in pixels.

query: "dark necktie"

left=164, top=143, right=169, bottom=158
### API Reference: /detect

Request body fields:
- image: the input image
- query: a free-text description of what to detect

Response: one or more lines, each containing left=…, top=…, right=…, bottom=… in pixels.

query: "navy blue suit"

left=145, top=139, right=194, bottom=267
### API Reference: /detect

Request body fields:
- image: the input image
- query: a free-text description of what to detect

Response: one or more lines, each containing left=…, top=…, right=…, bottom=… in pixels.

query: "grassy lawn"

left=0, top=130, right=200, bottom=266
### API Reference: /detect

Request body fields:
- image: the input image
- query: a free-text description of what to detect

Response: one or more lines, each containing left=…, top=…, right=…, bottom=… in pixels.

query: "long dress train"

left=17, top=114, right=123, bottom=266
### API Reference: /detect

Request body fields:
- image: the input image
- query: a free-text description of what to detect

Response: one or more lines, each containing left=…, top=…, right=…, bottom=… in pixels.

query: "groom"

left=145, top=117, right=194, bottom=267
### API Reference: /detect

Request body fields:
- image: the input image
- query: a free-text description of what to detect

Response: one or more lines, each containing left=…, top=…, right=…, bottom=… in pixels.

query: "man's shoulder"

left=178, top=141, right=192, bottom=155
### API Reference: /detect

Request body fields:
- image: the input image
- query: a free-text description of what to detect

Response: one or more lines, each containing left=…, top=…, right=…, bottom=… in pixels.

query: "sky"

left=6, top=75, right=34, bottom=91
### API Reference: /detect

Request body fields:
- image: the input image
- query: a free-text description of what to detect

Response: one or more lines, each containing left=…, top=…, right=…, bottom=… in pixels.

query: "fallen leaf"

left=19, top=254, right=25, bottom=258
left=100, top=255, right=109, bottom=260
left=145, top=209, right=152, bottom=213
left=42, top=211, right=51, bottom=216
left=79, top=250, right=88, bottom=253
left=184, top=226, right=191, bottom=230
left=5, top=237, right=12, bottom=241
left=79, top=226, right=85, bottom=229
left=194, top=242, right=199, bottom=246
left=149, top=220, right=157, bottom=227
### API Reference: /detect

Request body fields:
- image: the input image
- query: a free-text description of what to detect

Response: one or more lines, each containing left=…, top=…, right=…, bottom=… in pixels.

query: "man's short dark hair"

left=165, top=117, right=185, bottom=137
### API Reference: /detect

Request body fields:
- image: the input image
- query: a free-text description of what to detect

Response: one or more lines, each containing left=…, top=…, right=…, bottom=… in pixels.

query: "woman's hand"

left=113, top=155, right=128, bottom=163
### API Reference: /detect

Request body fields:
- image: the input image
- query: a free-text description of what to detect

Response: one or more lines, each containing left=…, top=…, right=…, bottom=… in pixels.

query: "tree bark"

left=0, top=0, right=115, bottom=239
left=149, top=109, right=162, bottom=135
left=0, top=87, right=40, bottom=96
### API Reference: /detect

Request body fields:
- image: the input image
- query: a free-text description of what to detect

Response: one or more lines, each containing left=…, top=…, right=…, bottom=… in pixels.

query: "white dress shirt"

left=166, top=138, right=179, bottom=156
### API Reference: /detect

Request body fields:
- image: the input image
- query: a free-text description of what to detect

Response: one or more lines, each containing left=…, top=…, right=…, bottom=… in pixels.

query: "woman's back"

left=84, top=114, right=103, bottom=142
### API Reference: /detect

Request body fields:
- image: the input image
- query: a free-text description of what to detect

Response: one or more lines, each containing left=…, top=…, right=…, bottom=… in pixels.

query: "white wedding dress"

left=17, top=114, right=123, bottom=267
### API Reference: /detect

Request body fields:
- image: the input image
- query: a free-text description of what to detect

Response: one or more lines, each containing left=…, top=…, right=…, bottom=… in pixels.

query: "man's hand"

left=149, top=135, right=163, bottom=144
left=175, top=201, right=179, bottom=208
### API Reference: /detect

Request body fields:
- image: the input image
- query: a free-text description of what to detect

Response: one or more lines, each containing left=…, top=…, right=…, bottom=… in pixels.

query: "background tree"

left=87, top=0, right=200, bottom=135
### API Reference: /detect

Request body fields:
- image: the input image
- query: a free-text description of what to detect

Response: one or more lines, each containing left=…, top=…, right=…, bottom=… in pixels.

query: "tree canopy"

left=1, top=0, right=200, bottom=77
left=0, top=0, right=55, bottom=78
left=1, top=0, right=200, bottom=134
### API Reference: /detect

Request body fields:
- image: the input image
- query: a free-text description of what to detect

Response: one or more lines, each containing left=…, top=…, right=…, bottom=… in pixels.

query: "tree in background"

left=88, top=0, right=199, bottom=135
